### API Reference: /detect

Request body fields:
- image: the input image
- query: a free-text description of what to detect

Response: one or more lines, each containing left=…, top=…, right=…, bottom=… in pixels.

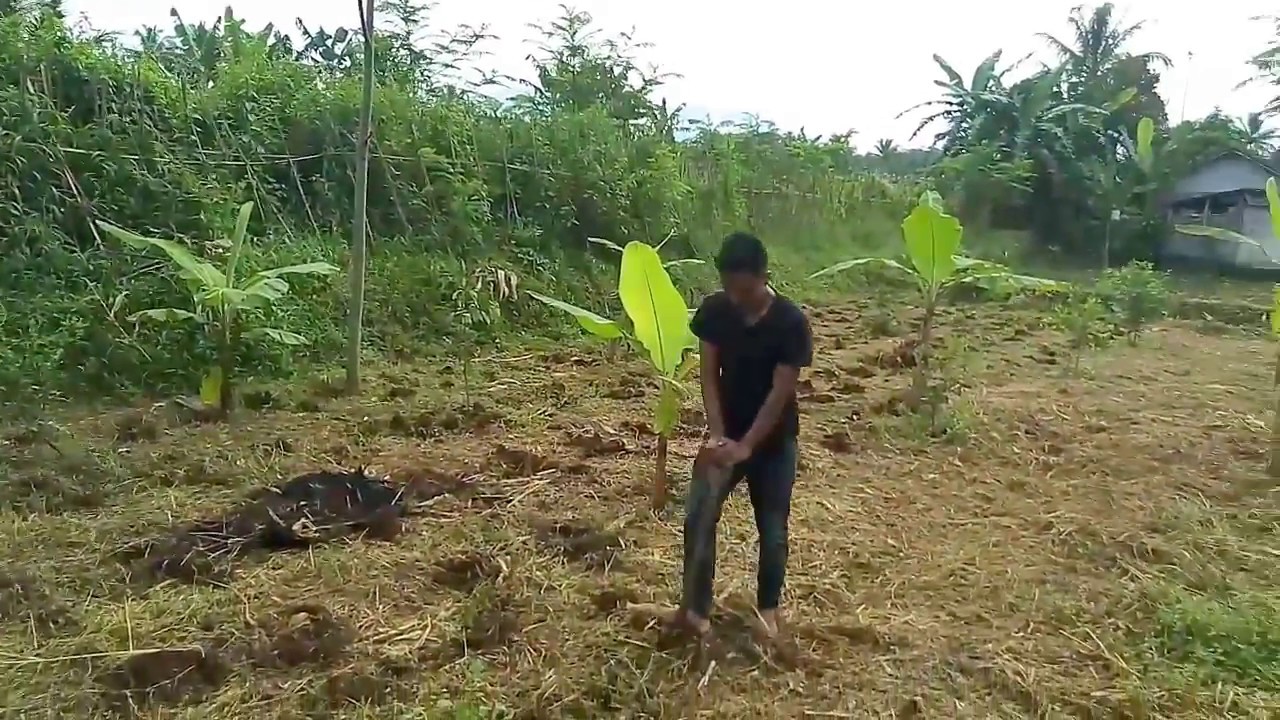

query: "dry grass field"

left=2, top=295, right=1277, bottom=719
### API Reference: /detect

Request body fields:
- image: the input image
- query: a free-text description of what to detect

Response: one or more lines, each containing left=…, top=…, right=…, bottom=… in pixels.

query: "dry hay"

left=0, top=298, right=1277, bottom=718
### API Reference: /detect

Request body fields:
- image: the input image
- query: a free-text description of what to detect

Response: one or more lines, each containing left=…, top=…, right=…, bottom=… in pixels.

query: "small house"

left=1162, top=151, right=1279, bottom=270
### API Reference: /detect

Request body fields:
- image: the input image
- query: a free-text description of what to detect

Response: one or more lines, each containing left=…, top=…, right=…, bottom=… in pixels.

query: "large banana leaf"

left=1267, top=177, right=1280, bottom=243
left=1136, top=117, right=1155, bottom=173
left=808, top=256, right=912, bottom=280
left=618, top=241, right=689, bottom=376
left=527, top=291, right=623, bottom=339
left=99, top=221, right=226, bottom=291
left=902, top=193, right=962, bottom=290
left=225, top=201, right=254, bottom=287
left=1174, top=225, right=1271, bottom=257
left=247, top=262, right=340, bottom=281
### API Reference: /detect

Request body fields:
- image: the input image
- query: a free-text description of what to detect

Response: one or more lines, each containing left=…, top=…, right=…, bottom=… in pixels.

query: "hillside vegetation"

left=2, top=2, right=925, bottom=402
left=3, top=2, right=1277, bottom=402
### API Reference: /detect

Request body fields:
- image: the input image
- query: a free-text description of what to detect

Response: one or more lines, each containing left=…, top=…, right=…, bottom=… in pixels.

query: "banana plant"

left=98, top=202, right=339, bottom=416
left=810, top=191, right=1059, bottom=404
left=1259, top=177, right=1280, bottom=479
left=529, top=241, right=697, bottom=509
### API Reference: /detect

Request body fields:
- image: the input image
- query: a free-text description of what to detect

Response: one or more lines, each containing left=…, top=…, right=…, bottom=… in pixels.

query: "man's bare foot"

left=756, top=608, right=781, bottom=639
left=677, top=608, right=712, bottom=635
left=665, top=608, right=711, bottom=635
left=754, top=608, right=801, bottom=666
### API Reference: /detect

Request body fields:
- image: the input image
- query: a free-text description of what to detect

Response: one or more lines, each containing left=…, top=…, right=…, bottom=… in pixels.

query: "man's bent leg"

left=681, top=461, right=740, bottom=623
left=745, top=438, right=797, bottom=622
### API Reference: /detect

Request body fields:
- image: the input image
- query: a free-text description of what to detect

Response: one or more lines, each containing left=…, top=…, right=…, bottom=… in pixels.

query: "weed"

left=451, top=262, right=519, bottom=407
left=1097, top=262, right=1170, bottom=346
left=1055, top=288, right=1112, bottom=373
left=1147, top=585, right=1280, bottom=691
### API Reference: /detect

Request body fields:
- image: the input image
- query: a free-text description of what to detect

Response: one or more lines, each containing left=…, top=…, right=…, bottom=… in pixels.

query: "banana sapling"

left=529, top=241, right=697, bottom=509
left=97, top=202, right=339, bottom=416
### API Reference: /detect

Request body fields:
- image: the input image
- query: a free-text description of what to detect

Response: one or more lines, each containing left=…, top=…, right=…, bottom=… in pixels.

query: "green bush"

left=0, top=4, right=916, bottom=402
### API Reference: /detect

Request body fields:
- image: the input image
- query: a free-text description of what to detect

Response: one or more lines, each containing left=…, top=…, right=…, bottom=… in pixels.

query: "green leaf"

left=109, top=291, right=128, bottom=317
left=1106, top=87, right=1137, bottom=111
left=618, top=241, right=690, bottom=376
left=675, top=351, right=699, bottom=382
left=527, top=291, right=624, bottom=339
left=1266, top=177, right=1280, bottom=243
left=952, top=256, right=1007, bottom=272
left=587, top=237, right=625, bottom=253
left=1136, top=117, right=1155, bottom=172
left=1002, top=274, right=1065, bottom=291
left=901, top=195, right=962, bottom=290
left=128, top=307, right=198, bottom=323
left=245, top=262, right=340, bottom=284
left=1272, top=288, right=1280, bottom=337
left=200, top=368, right=222, bottom=408
left=99, top=221, right=226, bottom=290
left=808, top=257, right=912, bottom=280
left=199, top=287, right=256, bottom=311
left=653, top=383, right=681, bottom=436
left=241, top=276, right=290, bottom=305
left=919, top=189, right=946, bottom=211
left=226, top=201, right=254, bottom=287
left=245, top=327, right=308, bottom=345
left=1174, top=224, right=1268, bottom=252
left=1271, top=284, right=1280, bottom=337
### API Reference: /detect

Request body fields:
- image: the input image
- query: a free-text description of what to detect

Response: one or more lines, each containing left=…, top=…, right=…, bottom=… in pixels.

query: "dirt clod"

left=533, top=519, right=622, bottom=569
left=566, top=427, right=628, bottom=456
left=821, top=430, right=854, bottom=454
left=432, top=553, right=497, bottom=591
left=590, top=585, right=640, bottom=616
left=0, top=570, right=74, bottom=632
left=487, top=445, right=558, bottom=477
left=100, top=647, right=229, bottom=710
left=253, top=603, right=353, bottom=668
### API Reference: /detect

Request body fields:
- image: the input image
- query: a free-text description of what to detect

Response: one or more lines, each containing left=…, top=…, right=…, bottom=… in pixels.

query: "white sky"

left=66, top=0, right=1278, bottom=150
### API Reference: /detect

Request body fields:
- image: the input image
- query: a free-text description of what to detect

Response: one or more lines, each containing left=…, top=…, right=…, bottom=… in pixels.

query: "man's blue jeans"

left=681, top=437, right=796, bottom=619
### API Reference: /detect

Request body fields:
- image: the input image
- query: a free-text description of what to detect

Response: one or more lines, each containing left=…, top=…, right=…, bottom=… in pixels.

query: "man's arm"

left=699, top=340, right=726, bottom=438
left=739, top=365, right=800, bottom=451
left=739, top=311, right=813, bottom=452
left=690, top=299, right=726, bottom=440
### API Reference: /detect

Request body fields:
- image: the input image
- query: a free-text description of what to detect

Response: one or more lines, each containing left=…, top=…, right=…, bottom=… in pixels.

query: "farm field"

left=5, top=2, right=1280, bottom=717
left=3, top=293, right=1277, bottom=719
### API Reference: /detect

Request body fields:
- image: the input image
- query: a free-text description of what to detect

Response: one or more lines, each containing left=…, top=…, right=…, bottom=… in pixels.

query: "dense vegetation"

left=1, top=1, right=1278, bottom=401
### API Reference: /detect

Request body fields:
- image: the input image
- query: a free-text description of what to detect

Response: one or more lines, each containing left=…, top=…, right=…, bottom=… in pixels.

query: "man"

left=674, top=231, right=813, bottom=642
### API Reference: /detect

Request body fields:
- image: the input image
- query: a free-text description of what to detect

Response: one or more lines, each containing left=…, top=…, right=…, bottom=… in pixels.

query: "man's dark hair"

left=715, top=231, right=768, bottom=275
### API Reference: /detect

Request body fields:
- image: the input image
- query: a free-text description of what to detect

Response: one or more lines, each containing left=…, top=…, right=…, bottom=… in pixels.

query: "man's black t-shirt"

left=690, top=291, right=813, bottom=449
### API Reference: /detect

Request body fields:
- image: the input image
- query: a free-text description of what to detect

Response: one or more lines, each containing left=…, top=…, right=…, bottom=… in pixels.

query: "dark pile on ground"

left=117, top=469, right=410, bottom=585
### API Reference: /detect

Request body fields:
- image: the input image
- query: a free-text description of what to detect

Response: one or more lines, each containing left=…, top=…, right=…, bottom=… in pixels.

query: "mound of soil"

left=120, top=469, right=408, bottom=584
left=99, top=647, right=229, bottom=711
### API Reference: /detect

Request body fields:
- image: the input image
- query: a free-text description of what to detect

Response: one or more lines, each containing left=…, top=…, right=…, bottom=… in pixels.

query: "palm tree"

left=873, top=138, right=897, bottom=157
left=1039, top=3, right=1170, bottom=91
left=899, top=51, right=1021, bottom=150
left=1246, top=14, right=1280, bottom=118
left=1040, top=2, right=1170, bottom=145
left=1237, top=112, right=1279, bottom=154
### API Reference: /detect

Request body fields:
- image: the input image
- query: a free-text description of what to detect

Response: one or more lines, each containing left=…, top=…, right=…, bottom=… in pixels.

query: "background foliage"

left=1, top=0, right=1278, bottom=401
